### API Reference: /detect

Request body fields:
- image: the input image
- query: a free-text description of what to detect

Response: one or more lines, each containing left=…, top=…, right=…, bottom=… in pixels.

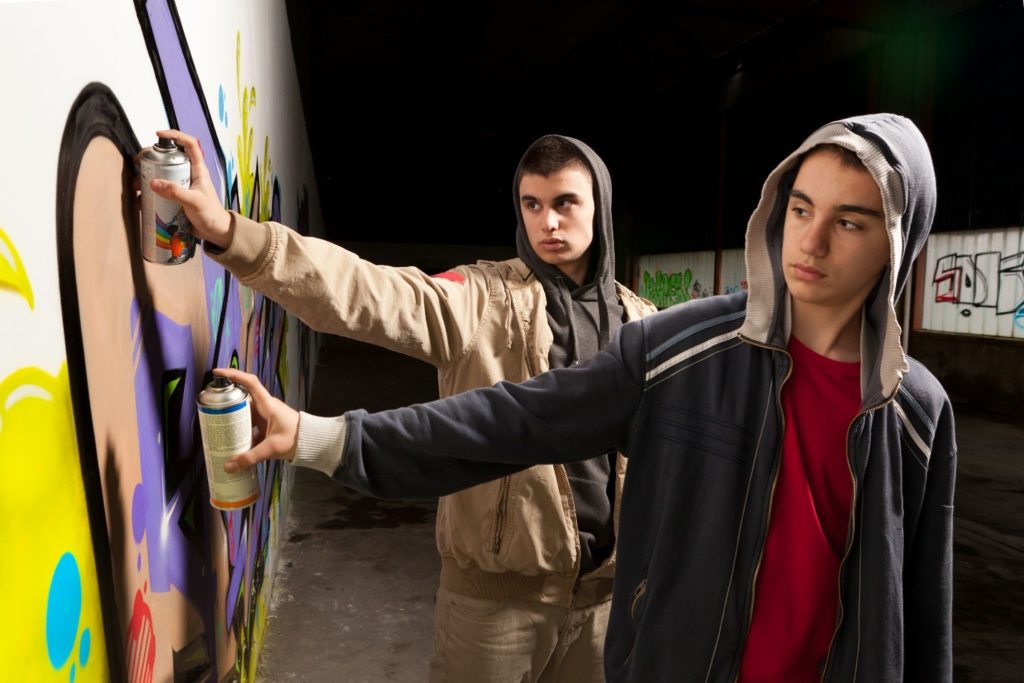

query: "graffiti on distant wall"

left=636, top=250, right=717, bottom=309
left=922, top=229, right=1024, bottom=339
left=723, top=281, right=749, bottom=294
left=640, top=269, right=712, bottom=308
left=720, top=248, right=748, bottom=295
left=932, top=250, right=1024, bottom=324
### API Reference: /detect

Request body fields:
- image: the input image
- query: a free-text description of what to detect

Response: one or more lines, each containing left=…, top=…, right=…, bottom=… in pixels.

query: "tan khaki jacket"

left=211, top=213, right=656, bottom=607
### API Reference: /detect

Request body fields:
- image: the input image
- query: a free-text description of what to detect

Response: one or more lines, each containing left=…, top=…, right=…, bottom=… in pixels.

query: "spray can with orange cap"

left=139, top=137, right=195, bottom=264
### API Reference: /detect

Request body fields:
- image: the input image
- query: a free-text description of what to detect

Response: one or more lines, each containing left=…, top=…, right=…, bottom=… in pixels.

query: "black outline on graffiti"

left=932, top=250, right=1024, bottom=325
left=134, top=0, right=235, bottom=374
left=56, top=81, right=138, bottom=683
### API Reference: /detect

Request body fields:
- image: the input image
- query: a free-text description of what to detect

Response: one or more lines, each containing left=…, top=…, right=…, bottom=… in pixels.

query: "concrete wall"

left=0, top=1, right=321, bottom=681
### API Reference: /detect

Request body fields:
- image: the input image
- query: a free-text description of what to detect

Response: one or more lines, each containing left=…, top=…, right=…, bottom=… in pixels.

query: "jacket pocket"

left=438, top=467, right=574, bottom=574
left=617, top=577, right=648, bottom=672
left=491, top=475, right=512, bottom=554
left=630, top=578, right=648, bottom=622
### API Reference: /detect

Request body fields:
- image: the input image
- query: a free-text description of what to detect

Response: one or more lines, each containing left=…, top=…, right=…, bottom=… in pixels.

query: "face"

left=519, top=165, right=595, bottom=285
left=781, top=148, right=890, bottom=317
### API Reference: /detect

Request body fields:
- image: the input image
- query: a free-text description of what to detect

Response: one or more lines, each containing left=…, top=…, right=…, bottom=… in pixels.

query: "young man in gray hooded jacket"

left=150, top=131, right=656, bottom=681
left=217, top=113, right=957, bottom=682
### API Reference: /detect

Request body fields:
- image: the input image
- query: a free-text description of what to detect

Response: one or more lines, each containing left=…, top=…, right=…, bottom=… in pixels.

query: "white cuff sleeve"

left=292, top=412, right=347, bottom=476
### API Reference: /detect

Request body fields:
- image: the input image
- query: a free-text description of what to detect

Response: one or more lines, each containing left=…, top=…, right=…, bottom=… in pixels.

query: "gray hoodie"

left=739, top=113, right=937, bottom=407
left=513, top=134, right=623, bottom=369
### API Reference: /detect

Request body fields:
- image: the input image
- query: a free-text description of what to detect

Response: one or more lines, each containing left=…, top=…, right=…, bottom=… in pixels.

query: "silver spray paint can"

left=139, top=137, right=195, bottom=264
left=197, top=377, right=260, bottom=509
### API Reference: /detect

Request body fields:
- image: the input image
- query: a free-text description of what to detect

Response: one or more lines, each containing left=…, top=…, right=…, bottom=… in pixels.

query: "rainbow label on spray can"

left=140, top=137, right=195, bottom=264
left=197, top=377, right=260, bottom=509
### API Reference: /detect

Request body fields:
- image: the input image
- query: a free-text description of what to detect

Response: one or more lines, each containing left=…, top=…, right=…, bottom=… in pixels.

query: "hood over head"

left=513, top=135, right=621, bottom=368
left=737, top=113, right=937, bottom=405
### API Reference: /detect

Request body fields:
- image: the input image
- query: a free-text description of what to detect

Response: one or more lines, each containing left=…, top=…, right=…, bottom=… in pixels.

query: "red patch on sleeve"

left=431, top=271, right=466, bottom=284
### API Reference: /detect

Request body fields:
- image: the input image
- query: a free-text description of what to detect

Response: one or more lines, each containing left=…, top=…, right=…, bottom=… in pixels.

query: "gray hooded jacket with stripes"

left=330, top=114, right=956, bottom=682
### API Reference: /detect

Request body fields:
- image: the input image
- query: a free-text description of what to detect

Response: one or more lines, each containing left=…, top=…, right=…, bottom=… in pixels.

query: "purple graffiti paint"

left=129, top=299, right=208, bottom=603
left=139, top=1, right=301, bottom=665
left=144, top=0, right=223, bottom=190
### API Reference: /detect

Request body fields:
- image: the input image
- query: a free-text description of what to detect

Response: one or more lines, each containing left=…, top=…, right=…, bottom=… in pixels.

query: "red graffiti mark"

left=431, top=271, right=465, bottom=284
left=126, top=588, right=156, bottom=683
left=933, top=255, right=963, bottom=303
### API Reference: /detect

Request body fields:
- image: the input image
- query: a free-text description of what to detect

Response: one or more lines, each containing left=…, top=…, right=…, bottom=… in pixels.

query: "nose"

left=543, top=208, right=560, bottom=233
left=800, top=217, right=829, bottom=257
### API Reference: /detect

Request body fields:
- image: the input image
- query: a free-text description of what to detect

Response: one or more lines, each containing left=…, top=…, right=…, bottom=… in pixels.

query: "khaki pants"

left=429, top=586, right=610, bottom=683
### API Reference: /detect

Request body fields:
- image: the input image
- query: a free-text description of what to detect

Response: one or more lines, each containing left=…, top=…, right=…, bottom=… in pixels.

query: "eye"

left=837, top=218, right=861, bottom=231
left=524, top=200, right=540, bottom=211
left=558, top=198, right=574, bottom=209
left=790, top=205, right=809, bottom=218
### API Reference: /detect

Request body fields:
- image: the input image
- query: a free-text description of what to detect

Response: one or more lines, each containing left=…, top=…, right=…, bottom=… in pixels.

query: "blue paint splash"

left=79, top=628, right=91, bottom=667
left=46, top=553, right=82, bottom=669
left=218, top=85, right=229, bottom=127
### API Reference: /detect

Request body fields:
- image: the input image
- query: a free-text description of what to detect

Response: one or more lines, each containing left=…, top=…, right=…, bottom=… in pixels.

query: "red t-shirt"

left=739, top=336, right=860, bottom=682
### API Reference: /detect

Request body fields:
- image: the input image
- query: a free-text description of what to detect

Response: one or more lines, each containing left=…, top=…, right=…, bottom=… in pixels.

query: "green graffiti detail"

left=640, top=269, right=712, bottom=309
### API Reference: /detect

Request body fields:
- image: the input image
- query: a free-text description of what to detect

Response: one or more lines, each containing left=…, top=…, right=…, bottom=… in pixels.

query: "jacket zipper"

left=490, top=283, right=536, bottom=555
left=707, top=336, right=793, bottom=682
left=491, top=476, right=511, bottom=553
left=818, top=390, right=898, bottom=681
left=736, top=348, right=792, bottom=682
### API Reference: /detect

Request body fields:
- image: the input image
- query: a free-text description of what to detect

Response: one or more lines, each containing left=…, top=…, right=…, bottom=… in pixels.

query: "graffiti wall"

left=636, top=251, right=716, bottom=309
left=921, top=227, right=1024, bottom=339
left=720, top=248, right=748, bottom=295
left=0, top=1, right=322, bottom=681
left=636, top=249, right=751, bottom=309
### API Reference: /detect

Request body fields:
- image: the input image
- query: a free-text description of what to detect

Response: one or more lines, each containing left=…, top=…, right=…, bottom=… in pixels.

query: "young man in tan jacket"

left=150, top=129, right=656, bottom=682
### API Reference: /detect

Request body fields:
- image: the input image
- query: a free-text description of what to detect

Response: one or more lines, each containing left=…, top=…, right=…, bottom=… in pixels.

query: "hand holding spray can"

left=197, top=376, right=260, bottom=509
left=140, top=137, right=195, bottom=264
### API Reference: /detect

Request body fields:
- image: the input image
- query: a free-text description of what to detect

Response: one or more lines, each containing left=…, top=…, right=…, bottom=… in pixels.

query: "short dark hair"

left=519, top=136, right=591, bottom=179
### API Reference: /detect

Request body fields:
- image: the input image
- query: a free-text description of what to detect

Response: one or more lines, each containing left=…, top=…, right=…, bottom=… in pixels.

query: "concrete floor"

left=256, top=336, right=1023, bottom=682
left=256, top=337, right=440, bottom=683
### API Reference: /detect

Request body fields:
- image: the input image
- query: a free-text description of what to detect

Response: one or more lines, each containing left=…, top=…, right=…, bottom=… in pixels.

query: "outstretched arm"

left=148, top=130, right=488, bottom=365
left=219, top=321, right=647, bottom=500
left=337, top=347, right=644, bottom=498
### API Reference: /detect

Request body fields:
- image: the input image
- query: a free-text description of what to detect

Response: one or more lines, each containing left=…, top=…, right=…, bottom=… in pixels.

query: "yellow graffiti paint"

left=239, top=484, right=279, bottom=683
left=236, top=31, right=257, bottom=218
left=0, top=226, right=34, bottom=309
left=259, top=137, right=273, bottom=223
left=234, top=32, right=275, bottom=224
left=0, top=365, right=109, bottom=681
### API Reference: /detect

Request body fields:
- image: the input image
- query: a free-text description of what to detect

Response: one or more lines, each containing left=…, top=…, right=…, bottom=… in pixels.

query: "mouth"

left=791, top=263, right=825, bottom=280
left=538, top=238, right=565, bottom=252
